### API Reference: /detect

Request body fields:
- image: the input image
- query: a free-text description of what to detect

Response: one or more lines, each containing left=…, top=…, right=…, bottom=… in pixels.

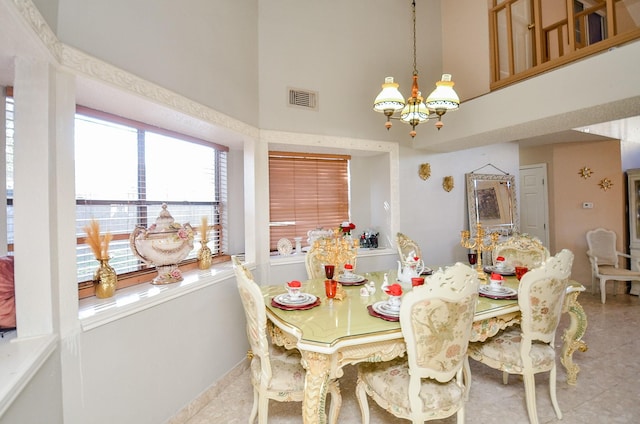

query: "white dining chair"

left=396, top=232, right=423, bottom=263
left=586, top=227, right=640, bottom=303
left=492, top=233, right=549, bottom=269
left=355, top=262, right=479, bottom=424
left=231, top=255, right=342, bottom=424
left=468, top=249, right=574, bottom=424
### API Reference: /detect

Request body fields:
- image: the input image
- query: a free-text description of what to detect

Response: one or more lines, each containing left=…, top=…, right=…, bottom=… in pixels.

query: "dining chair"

left=585, top=227, right=640, bottom=303
left=356, top=262, right=480, bottom=424
left=491, top=233, right=549, bottom=269
left=467, top=248, right=574, bottom=424
left=231, top=255, right=342, bottom=424
left=396, top=232, right=423, bottom=263
left=305, top=229, right=357, bottom=279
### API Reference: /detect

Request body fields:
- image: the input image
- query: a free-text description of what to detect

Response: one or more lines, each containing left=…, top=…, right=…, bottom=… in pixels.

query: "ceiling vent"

left=288, top=88, right=318, bottom=111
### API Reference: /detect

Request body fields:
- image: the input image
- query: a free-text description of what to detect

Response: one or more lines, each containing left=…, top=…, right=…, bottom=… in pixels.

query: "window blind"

left=269, top=152, right=350, bottom=251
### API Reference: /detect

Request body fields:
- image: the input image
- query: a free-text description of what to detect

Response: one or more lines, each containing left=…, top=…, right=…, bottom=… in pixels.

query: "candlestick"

left=460, top=222, right=500, bottom=281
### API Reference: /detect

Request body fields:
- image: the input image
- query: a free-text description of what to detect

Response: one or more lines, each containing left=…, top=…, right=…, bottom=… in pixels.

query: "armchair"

left=231, top=256, right=341, bottom=423
left=492, top=233, right=549, bottom=269
left=468, top=249, right=574, bottom=424
left=355, top=262, right=479, bottom=424
left=586, top=227, right=640, bottom=303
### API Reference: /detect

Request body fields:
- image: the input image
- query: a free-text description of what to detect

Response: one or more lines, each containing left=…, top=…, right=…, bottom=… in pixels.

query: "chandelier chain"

left=412, top=0, right=417, bottom=76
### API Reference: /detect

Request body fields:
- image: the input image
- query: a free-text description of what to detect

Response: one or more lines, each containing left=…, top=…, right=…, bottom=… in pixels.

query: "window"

left=5, top=92, right=228, bottom=298
left=268, top=152, right=350, bottom=251
left=74, top=107, right=228, bottom=291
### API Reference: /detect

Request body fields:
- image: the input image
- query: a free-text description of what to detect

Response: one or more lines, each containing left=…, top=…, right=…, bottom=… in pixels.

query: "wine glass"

left=467, top=252, right=477, bottom=266
left=324, top=264, right=335, bottom=280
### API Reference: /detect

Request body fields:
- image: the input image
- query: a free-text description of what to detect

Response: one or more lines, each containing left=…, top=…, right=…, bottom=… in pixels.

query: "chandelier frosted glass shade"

left=373, top=77, right=406, bottom=113
left=425, top=74, right=460, bottom=112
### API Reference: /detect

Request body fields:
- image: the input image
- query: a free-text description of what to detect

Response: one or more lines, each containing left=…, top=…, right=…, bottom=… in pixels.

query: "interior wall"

left=441, top=0, right=491, bottom=100
left=397, top=141, right=520, bottom=268
left=55, top=0, right=260, bottom=128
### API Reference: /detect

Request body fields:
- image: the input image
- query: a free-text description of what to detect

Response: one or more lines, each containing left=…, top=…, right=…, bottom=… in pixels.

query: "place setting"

left=482, top=255, right=516, bottom=276
left=335, top=263, right=368, bottom=286
left=367, top=283, right=403, bottom=322
left=478, top=273, right=517, bottom=300
left=271, top=280, right=321, bottom=310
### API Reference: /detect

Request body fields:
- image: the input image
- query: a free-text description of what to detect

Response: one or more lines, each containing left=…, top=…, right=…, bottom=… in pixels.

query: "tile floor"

left=183, top=291, right=640, bottom=423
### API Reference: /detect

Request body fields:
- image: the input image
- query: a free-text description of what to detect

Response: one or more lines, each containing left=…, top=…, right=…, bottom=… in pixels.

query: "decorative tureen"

left=130, top=203, right=194, bottom=284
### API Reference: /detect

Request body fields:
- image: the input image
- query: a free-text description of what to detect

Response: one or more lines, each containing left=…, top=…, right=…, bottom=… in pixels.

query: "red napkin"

left=288, top=280, right=301, bottom=288
left=385, top=283, right=403, bottom=296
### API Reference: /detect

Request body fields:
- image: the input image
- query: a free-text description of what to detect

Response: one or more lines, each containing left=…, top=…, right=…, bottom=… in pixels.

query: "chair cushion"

left=358, top=357, right=464, bottom=419
left=251, top=345, right=305, bottom=398
left=468, top=327, right=556, bottom=374
left=597, top=265, right=640, bottom=277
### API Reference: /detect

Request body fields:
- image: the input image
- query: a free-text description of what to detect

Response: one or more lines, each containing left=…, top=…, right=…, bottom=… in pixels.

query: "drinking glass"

left=324, top=264, right=335, bottom=280
left=324, top=279, right=337, bottom=299
left=515, top=266, right=528, bottom=281
left=467, top=253, right=478, bottom=266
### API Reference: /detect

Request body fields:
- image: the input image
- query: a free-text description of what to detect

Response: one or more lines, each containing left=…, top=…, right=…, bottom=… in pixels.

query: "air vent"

left=288, top=88, right=318, bottom=110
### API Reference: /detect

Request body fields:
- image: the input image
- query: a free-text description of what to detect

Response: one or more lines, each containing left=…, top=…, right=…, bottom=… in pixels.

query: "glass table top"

left=262, top=270, right=521, bottom=347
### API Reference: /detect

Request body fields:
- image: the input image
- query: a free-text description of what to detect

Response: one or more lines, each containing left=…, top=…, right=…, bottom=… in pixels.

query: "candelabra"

left=460, top=222, right=500, bottom=280
left=312, top=228, right=359, bottom=267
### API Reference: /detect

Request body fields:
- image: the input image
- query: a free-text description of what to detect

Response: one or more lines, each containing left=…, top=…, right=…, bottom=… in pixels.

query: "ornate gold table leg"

left=561, top=288, right=588, bottom=385
left=300, top=350, right=333, bottom=424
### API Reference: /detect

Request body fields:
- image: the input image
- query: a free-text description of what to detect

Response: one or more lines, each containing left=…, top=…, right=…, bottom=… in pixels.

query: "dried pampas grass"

left=83, top=219, right=112, bottom=260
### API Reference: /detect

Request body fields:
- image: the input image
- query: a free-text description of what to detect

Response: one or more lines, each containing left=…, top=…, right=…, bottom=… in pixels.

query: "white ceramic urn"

left=130, top=203, right=195, bottom=284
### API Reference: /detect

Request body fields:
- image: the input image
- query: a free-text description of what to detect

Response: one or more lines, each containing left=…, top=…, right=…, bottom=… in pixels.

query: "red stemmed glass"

left=468, top=253, right=478, bottom=266
left=324, top=264, right=335, bottom=280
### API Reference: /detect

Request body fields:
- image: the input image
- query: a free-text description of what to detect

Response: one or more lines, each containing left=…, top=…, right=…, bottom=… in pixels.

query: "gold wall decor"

left=418, top=163, right=431, bottom=180
left=599, top=178, right=613, bottom=191
left=443, top=176, right=454, bottom=192
left=578, top=166, right=593, bottom=179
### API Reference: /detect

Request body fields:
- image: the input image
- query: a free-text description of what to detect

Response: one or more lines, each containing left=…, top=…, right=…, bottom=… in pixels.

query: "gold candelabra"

left=460, top=222, right=500, bottom=281
left=312, top=228, right=359, bottom=268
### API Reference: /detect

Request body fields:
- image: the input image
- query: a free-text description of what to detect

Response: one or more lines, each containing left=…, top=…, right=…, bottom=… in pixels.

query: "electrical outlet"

left=583, top=202, right=594, bottom=209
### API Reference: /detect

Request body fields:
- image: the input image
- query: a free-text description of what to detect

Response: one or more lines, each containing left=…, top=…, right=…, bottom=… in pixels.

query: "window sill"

left=269, top=247, right=395, bottom=265
left=0, top=334, right=57, bottom=417
left=78, top=262, right=235, bottom=331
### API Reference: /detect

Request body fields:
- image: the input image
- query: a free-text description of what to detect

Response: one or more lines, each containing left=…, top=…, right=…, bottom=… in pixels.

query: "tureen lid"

left=150, top=203, right=179, bottom=233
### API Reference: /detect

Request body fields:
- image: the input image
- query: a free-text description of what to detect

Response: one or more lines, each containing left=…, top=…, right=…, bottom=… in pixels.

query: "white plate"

left=479, top=285, right=517, bottom=298
left=273, top=293, right=318, bottom=306
left=484, top=265, right=516, bottom=275
left=338, top=274, right=365, bottom=283
left=277, top=238, right=293, bottom=255
left=372, top=300, right=400, bottom=317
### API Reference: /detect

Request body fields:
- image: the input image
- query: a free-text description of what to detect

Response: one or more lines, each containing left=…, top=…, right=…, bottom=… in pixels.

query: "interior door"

left=519, top=164, right=549, bottom=247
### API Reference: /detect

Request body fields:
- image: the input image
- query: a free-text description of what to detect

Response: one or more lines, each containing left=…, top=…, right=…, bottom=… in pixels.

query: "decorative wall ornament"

left=418, top=163, right=431, bottom=180
left=599, top=178, right=613, bottom=191
left=578, top=166, right=593, bottom=179
left=443, top=176, right=454, bottom=192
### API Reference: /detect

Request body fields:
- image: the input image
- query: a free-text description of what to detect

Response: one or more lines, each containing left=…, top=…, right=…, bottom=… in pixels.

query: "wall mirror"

left=466, top=173, right=518, bottom=235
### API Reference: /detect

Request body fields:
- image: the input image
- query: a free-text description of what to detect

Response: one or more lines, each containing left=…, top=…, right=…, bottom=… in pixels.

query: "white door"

left=519, top=164, right=549, bottom=247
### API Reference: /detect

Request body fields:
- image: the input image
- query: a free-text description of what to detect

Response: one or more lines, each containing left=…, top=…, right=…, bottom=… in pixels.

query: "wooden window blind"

left=269, top=152, right=350, bottom=251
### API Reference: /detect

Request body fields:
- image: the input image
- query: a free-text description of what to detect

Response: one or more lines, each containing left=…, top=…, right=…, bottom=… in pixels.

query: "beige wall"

left=521, top=139, right=625, bottom=288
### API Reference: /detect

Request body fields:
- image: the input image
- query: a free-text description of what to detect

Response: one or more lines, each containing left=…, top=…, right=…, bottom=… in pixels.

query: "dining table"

left=262, top=268, right=588, bottom=424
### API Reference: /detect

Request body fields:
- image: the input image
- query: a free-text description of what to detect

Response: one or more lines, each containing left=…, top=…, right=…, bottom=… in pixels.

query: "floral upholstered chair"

left=305, top=229, right=357, bottom=279
left=468, top=249, right=574, bottom=424
left=231, top=256, right=341, bottom=424
left=356, top=262, right=479, bottom=424
left=492, top=233, right=549, bottom=269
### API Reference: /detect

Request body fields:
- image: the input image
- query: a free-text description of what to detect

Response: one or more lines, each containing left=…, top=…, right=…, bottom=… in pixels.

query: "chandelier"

left=373, top=0, right=460, bottom=138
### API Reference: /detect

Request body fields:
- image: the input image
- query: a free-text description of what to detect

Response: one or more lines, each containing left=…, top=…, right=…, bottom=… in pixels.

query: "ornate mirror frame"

left=466, top=173, right=518, bottom=235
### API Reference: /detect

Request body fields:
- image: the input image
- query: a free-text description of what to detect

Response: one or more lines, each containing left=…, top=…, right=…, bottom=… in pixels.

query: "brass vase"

left=198, top=240, right=212, bottom=270
left=93, top=258, right=117, bottom=298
